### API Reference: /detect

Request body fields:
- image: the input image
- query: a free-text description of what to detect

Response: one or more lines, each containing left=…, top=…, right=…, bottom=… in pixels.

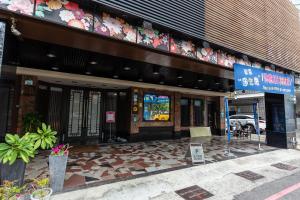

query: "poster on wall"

left=143, top=94, right=170, bottom=121
left=35, top=0, right=93, bottom=31
left=234, top=64, right=295, bottom=95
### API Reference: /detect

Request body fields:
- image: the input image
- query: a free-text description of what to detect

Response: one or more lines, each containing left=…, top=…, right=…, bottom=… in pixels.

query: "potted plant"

left=49, top=144, right=70, bottom=193
left=28, top=123, right=57, bottom=151
left=0, top=134, right=35, bottom=186
left=0, top=180, right=25, bottom=200
left=30, top=178, right=52, bottom=200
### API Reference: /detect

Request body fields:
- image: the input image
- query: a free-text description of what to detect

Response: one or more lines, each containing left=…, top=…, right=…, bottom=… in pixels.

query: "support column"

left=16, top=75, right=38, bottom=134
left=219, top=97, right=226, bottom=136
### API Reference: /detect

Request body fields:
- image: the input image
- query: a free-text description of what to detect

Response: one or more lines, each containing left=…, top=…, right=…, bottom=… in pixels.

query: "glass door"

left=66, top=89, right=102, bottom=143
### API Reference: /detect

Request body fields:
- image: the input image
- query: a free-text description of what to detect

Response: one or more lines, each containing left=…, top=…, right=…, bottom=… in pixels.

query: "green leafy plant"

left=23, top=113, right=42, bottom=133
left=29, top=123, right=57, bottom=150
left=0, top=180, right=25, bottom=200
left=0, top=134, right=35, bottom=165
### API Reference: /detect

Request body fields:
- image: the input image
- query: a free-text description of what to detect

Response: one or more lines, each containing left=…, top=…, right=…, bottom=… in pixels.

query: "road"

left=235, top=171, right=300, bottom=200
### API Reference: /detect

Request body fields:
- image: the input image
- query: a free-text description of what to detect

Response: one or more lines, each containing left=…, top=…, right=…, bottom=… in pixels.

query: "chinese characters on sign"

left=234, top=64, right=294, bottom=95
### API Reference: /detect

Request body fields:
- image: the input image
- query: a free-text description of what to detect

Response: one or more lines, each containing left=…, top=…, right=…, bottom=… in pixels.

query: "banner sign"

left=224, top=97, right=231, bottom=143
left=190, top=143, right=205, bottom=165
left=252, top=103, right=260, bottom=135
left=0, top=22, right=5, bottom=77
left=234, top=64, right=294, bottom=95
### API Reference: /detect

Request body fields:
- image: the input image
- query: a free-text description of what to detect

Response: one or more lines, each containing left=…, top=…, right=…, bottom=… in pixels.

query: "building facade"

left=0, top=0, right=299, bottom=148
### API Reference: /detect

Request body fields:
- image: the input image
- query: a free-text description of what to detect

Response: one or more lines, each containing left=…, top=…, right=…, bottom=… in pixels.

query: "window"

left=181, top=98, right=190, bottom=126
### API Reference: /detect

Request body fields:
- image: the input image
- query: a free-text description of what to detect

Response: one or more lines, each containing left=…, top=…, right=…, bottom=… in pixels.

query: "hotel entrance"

left=36, top=82, right=131, bottom=144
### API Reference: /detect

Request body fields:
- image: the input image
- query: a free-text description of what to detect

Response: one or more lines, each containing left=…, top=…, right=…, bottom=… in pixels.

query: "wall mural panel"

left=94, top=12, right=136, bottom=43
left=217, top=50, right=236, bottom=69
left=35, top=0, right=93, bottom=31
left=137, top=27, right=169, bottom=51
left=0, top=0, right=34, bottom=15
left=170, top=38, right=196, bottom=58
left=0, top=1, right=279, bottom=72
left=197, top=47, right=217, bottom=64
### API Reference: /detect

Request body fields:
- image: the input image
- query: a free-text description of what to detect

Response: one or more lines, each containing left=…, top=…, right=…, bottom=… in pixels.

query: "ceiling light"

left=197, top=79, right=203, bottom=82
left=178, top=84, right=182, bottom=87
left=207, top=88, right=212, bottom=91
left=194, top=86, right=199, bottom=89
left=89, top=61, right=97, bottom=65
left=153, top=66, right=160, bottom=75
left=47, top=53, right=56, bottom=58
left=123, top=66, right=131, bottom=71
left=113, top=74, right=119, bottom=79
left=85, top=71, right=91, bottom=75
left=138, top=78, right=143, bottom=82
left=51, top=67, right=59, bottom=71
left=215, top=82, right=220, bottom=85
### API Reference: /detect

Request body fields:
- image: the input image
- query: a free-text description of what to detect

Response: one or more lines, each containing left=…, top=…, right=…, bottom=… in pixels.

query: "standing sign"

left=106, top=111, right=115, bottom=123
left=234, top=64, right=294, bottom=95
left=190, top=143, right=205, bottom=165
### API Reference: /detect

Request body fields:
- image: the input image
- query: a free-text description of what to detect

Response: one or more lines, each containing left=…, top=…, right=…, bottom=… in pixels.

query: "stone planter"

left=0, top=159, right=26, bottom=186
left=30, top=188, right=52, bottom=200
left=49, top=155, right=68, bottom=193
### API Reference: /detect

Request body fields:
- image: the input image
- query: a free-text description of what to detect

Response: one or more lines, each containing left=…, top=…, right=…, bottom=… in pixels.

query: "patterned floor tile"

left=25, top=136, right=277, bottom=190
left=175, top=185, right=213, bottom=200
left=235, top=170, right=265, bottom=181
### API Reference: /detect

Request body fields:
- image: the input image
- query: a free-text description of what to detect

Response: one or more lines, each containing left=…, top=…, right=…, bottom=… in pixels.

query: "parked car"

left=229, top=114, right=266, bottom=134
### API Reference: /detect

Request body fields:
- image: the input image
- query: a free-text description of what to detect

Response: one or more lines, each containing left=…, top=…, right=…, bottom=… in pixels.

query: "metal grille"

left=87, top=91, right=101, bottom=137
left=68, top=89, right=84, bottom=137
left=48, top=87, right=63, bottom=136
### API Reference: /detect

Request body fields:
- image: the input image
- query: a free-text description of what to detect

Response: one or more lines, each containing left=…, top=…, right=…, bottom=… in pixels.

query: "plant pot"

left=30, top=188, right=52, bottom=200
left=49, top=155, right=68, bottom=193
left=0, top=159, right=26, bottom=186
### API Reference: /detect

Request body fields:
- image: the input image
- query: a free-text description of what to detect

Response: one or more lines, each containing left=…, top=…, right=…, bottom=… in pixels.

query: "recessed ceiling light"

left=138, top=78, right=143, bottom=82
left=198, top=79, right=203, bottom=82
left=207, top=88, right=212, bottom=91
left=89, top=61, right=97, bottom=65
left=178, top=84, right=182, bottom=87
left=113, top=75, right=119, bottom=79
left=123, top=66, right=131, bottom=71
left=47, top=53, right=56, bottom=58
left=51, top=67, right=59, bottom=71
left=215, top=82, right=220, bottom=85
left=194, top=86, right=199, bottom=89
left=85, top=71, right=91, bottom=75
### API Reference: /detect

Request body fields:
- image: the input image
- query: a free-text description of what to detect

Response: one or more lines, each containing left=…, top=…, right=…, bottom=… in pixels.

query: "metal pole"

left=257, top=101, right=262, bottom=150
left=224, top=97, right=231, bottom=156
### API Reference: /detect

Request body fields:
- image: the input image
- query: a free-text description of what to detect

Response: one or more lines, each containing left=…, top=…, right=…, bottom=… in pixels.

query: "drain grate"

left=175, top=185, right=213, bottom=200
left=271, top=163, right=297, bottom=171
left=235, top=170, right=264, bottom=181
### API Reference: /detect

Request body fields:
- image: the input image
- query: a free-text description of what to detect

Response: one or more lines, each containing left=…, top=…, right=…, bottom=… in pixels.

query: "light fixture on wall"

left=10, top=17, right=22, bottom=37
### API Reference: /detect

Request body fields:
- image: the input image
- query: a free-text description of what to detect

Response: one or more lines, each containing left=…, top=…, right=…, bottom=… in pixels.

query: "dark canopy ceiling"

left=4, top=37, right=234, bottom=92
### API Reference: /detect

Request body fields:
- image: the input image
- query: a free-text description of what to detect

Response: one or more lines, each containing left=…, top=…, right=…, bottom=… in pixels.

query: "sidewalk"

left=52, top=149, right=300, bottom=200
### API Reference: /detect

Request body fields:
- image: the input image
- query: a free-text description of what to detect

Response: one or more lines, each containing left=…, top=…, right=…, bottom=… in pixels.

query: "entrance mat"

left=271, top=163, right=298, bottom=171
left=175, top=185, right=213, bottom=200
left=235, top=170, right=264, bottom=181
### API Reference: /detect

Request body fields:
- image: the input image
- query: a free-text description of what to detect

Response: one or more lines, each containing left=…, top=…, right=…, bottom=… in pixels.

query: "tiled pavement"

left=25, top=136, right=277, bottom=190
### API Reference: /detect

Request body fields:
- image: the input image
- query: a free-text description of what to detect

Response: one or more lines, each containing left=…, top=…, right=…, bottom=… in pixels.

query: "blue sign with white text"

left=234, top=64, right=294, bottom=95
